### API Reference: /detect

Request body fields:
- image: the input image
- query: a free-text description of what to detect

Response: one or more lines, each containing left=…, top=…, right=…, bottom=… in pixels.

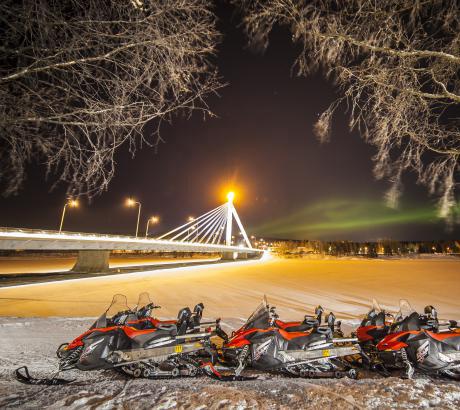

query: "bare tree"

left=0, top=0, right=221, bottom=197
left=235, top=0, right=460, bottom=220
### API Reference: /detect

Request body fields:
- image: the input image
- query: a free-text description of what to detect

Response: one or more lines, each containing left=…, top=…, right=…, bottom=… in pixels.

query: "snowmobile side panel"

left=377, top=331, right=419, bottom=351
left=66, top=325, right=119, bottom=350
left=404, top=332, right=460, bottom=373
left=357, top=325, right=387, bottom=342
left=76, top=329, right=131, bottom=371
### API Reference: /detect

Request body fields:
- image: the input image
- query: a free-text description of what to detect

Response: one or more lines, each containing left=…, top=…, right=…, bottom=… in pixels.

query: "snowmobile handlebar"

left=438, top=320, right=458, bottom=329
left=142, top=303, right=161, bottom=309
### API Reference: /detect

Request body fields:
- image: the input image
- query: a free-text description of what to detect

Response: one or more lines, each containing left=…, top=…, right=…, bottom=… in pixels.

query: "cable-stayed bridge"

left=0, top=193, right=263, bottom=272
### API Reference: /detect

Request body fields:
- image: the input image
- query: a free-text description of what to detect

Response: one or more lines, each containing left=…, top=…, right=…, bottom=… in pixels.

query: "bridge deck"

left=0, top=227, right=262, bottom=254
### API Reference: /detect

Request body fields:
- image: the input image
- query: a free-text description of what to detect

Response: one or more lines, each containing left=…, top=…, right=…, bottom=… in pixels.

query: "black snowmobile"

left=357, top=299, right=460, bottom=379
left=217, top=297, right=360, bottom=378
left=16, top=293, right=220, bottom=384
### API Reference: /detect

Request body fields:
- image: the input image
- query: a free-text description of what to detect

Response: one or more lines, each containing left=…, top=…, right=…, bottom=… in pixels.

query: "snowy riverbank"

left=1, top=317, right=460, bottom=409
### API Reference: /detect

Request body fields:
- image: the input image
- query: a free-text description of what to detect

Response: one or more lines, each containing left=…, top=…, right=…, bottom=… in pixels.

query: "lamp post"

left=59, top=199, right=79, bottom=233
left=145, top=216, right=159, bottom=238
left=126, top=198, right=141, bottom=237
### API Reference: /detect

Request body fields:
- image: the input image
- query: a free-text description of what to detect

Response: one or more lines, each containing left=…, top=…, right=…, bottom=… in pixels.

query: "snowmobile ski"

left=15, top=366, right=74, bottom=386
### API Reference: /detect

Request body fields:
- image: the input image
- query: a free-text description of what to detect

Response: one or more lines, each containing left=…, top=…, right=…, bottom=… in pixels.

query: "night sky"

left=0, top=3, right=458, bottom=241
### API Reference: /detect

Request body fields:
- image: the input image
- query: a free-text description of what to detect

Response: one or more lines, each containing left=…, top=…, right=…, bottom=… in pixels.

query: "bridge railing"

left=0, top=226, right=141, bottom=240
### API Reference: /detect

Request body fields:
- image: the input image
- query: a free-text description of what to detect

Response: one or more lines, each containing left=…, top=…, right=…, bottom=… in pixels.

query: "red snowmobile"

left=357, top=300, right=460, bottom=379
left=216, top=297, right=360, bottom=378
left=16, top=293, right=220, bottom=384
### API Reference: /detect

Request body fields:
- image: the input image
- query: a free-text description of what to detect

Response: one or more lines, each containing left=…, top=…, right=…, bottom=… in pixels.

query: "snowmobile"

left=216, top=297, right=360, bottom=378
left=16, top=293, right=220, bottom=384
left=357, top=299, right=460, bottom=379
left=56, top=293, right=218, bottom=378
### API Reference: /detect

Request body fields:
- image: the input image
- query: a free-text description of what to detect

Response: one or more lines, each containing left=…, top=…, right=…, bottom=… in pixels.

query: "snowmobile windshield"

left=361, top=299, right=385, bottom=326
left=135, top=292, right=158, bottom=319
left=243, top=297, right=270, bottom=330
left=106, top=294, right=131, bottom=317
left=372, top=299, right=383, bottom=313
left=395, top=299, right=415, bottom=322
left=91, top=313, right=107, bottom=330
left=90, top=294, right=133, bottom=329
left=391, top=299, right=421, bottom=331
left=136, top=292, right=153, bottom=312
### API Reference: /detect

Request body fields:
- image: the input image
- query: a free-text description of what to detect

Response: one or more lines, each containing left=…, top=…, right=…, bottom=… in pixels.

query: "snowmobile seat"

left=280, top=330, right=327, bottom=349
left=303, top=316, right=320, bottom=327
left=275, top=320, right=311, bottom=332
left=157, top=324, right=178, bottom=336
left=315, top=326, right=333, bottom=338
left=177, top=307, right=193, bottom=335
left=192, top=303, right=204, bottom=327
left=282, top=323, right=314, bottom=332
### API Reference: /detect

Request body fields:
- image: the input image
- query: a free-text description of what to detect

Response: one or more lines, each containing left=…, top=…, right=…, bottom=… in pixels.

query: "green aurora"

left=251, top=199, right=445, bottom=240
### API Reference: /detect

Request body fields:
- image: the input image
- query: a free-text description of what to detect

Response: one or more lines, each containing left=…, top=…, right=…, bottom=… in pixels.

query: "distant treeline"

left=272, top=240, right=460, bottom=257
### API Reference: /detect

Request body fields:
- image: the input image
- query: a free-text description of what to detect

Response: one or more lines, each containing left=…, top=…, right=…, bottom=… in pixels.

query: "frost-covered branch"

left=235, top=0, right=460, bottom=220
left=0, top=0, right=221, bottom=197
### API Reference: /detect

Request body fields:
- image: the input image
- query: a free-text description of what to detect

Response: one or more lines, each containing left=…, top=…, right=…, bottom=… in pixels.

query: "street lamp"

left=227, top=191, right=235, bottom=202
left=126, top=197, right=141, bottom=237
left=145, top=216, right=159, bottom=238
left=59, top=199, right=79, bottom=233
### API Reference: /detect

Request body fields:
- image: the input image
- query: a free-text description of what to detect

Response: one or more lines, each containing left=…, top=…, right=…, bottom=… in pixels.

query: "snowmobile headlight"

left=438, top=351, right=460, bottom=363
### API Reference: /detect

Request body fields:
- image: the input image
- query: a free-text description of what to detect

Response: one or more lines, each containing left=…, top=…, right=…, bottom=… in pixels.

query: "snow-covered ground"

left=0, top=256, right=459, bottom=408
left=0, top=255, right=459, bottom=319
left=1, top=317, right=460, bottom=409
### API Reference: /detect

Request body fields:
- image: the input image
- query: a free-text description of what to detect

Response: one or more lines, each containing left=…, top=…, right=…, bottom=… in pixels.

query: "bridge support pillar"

left=72, top=250, right=110, bottom=273
left=221, top=251, right=236, bottom=260
left=236, top=252, right=248, bottom=259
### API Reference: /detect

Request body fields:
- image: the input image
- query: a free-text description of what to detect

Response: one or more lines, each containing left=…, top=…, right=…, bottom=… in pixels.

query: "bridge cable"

left=156, top=204, right=226, bottom=240
left=200, top=206, right=228, bottom=244
left=177, top=206, right=226, bottom=243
